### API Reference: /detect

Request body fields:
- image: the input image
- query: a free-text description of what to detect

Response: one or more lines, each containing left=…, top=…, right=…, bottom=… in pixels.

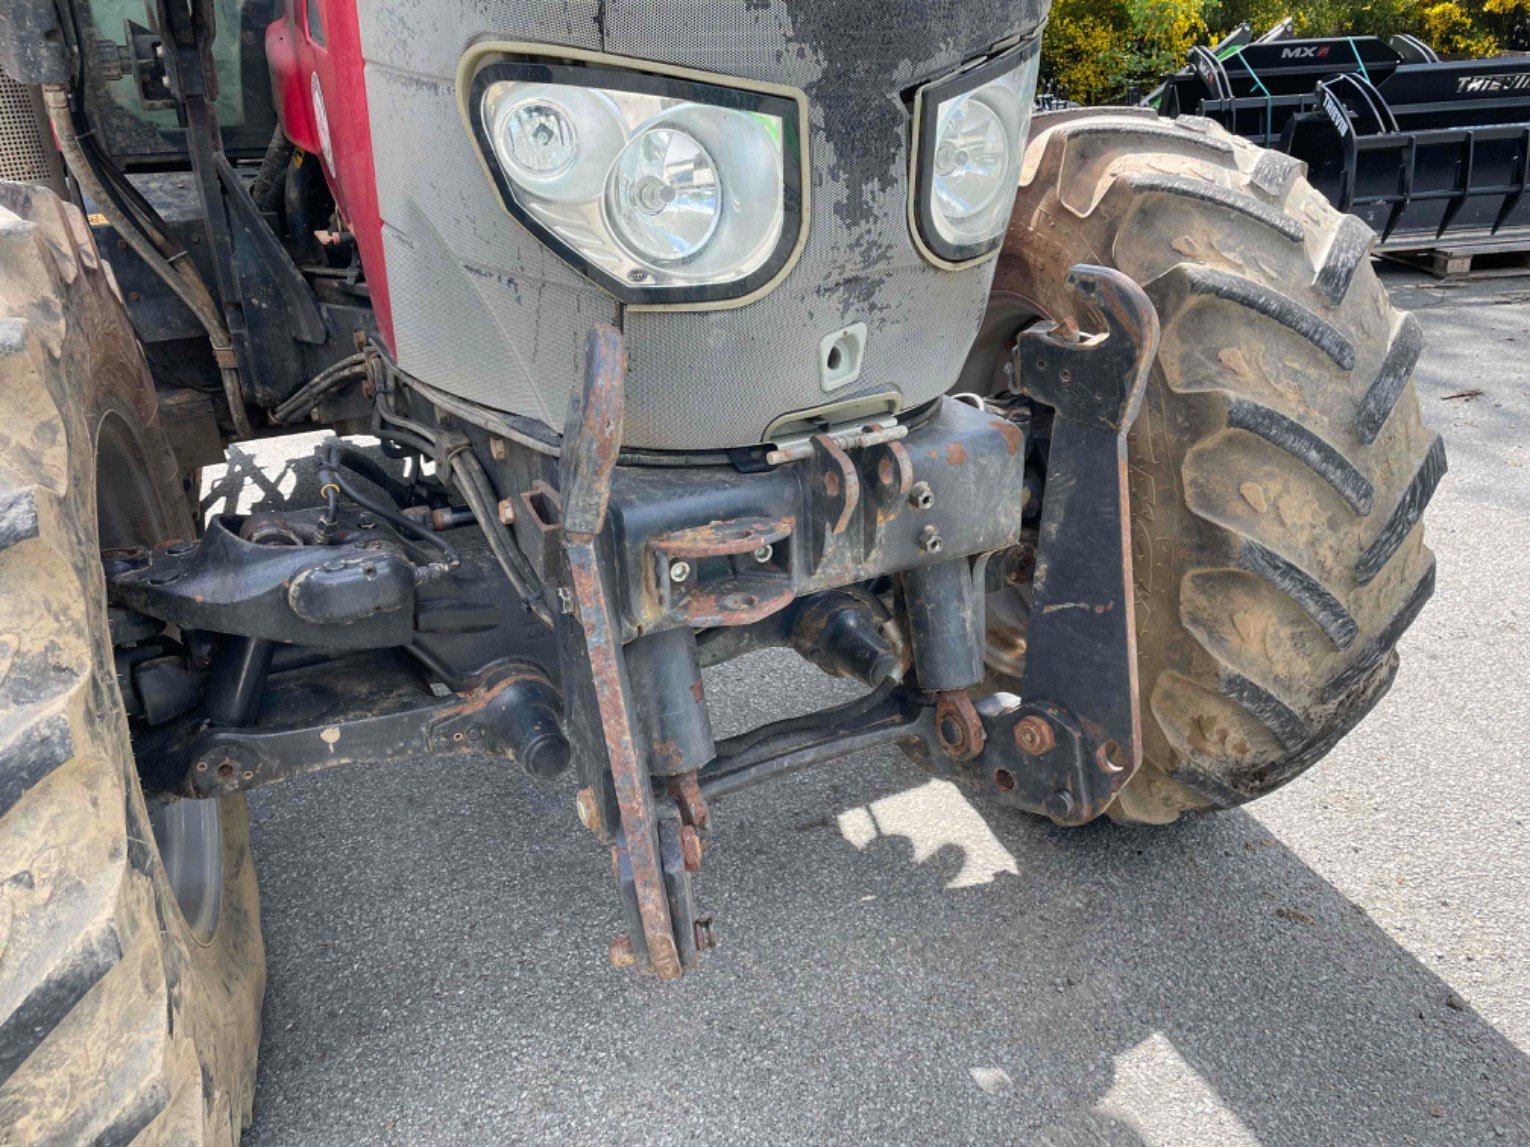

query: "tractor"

left=0, top=1, right=1442, bottom=1139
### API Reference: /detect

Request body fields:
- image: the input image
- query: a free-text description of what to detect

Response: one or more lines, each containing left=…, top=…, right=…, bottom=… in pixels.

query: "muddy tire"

left=987, top=113, right=1441, bottom=824
left=0, top=184, right=264, bottom=1142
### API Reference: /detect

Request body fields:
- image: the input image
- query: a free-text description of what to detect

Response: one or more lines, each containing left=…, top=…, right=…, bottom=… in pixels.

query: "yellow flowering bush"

left=1041, top=0, right=1523, bottom=104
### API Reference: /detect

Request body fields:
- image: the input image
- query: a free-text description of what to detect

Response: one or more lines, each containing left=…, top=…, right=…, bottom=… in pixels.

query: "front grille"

left=361, top=0, right=1049, bottom=450
left=0, top=73, right=60, bottom=185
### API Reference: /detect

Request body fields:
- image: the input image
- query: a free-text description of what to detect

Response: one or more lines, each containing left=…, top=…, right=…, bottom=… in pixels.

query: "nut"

left=919, top=524, right=943, bottom=554
left=1014, top=714, right=1055, bottom=755
left=575, top=787, right=600, bottom=832
left=490, top=436, right=509, bottom=461
left=669, top=560, right=692, bottom=583
left=497, top=498, right=516, bottom=525
left=608, top=935, right=636, bottom=968
left=908, top=481, right=934, bottom=510
left=694, top=918, right=718, bottom=951
left=679, top=824, right=703, bottom=873
left=1043, top=789, right=1076, bottom=820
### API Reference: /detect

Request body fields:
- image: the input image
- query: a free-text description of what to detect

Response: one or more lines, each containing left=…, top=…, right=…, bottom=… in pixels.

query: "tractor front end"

left=0, top=0, right=1442, bottom=1132
left=247, top=0, right=1145, bottom=979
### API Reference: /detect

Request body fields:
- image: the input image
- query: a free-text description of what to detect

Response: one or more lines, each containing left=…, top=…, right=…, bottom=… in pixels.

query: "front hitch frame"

left=936, top=264, right=1159, bottom=825
left=110, top=268, right=1159, bottom=981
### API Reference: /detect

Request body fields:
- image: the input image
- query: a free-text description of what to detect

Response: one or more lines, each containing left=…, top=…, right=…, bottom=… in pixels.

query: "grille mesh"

left=0, top=73, right=55, bottom=184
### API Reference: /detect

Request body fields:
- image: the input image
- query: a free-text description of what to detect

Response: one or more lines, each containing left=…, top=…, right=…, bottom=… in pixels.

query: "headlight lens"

left=911, top=35, right=1042, bottom=266
left=469, top=61, right=804, bottom=305
left=607, top=127, right=721, bottom=262
left=496, top=99, right=580, bottom=179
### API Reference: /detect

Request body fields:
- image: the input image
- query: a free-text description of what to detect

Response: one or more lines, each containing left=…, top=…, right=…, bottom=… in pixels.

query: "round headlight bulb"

left=606, top=127, right=721, bottom=264
left=496, top=99, right=579, bottom=180
left=931, top=94, right=1010, bottom=229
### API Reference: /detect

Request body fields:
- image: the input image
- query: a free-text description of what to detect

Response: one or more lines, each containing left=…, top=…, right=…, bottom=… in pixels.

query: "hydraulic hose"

left=270, top=353, right=367, bottom=423
left=371, top=412, right=554, bottom=627
left=327, top=439, right=417, bottom=508
left=41, top=86, right=253, bottom=438
left=250, top=126, right=295, bottom=212
left=316, top=442, right=461, bottom=574
left=447, top=450, right=554, bottom=627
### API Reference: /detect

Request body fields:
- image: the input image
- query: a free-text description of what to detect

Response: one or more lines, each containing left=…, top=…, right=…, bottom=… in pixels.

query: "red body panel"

left=266, top=0, right=394, bottom=349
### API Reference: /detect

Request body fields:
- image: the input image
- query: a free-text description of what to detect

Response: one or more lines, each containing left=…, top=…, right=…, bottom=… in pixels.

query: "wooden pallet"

left=1378, top=236, right=1530, bottom=280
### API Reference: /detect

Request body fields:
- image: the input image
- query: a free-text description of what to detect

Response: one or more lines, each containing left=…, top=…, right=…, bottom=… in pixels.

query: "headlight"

left=909, top=34, right=1042, bottom=267
left=467, top=57, right=806, bottom=306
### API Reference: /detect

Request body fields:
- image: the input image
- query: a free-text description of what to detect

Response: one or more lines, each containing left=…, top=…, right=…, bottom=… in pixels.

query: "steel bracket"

left=558, top=327, right=695, bottom=979
left=972, top=264, right=1160, bottom=824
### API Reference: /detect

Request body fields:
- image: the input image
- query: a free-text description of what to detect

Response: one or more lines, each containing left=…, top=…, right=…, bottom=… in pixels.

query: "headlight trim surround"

left=462, top=46, right=808, bottom=309
left=908, top=32, right=1044, bottom=269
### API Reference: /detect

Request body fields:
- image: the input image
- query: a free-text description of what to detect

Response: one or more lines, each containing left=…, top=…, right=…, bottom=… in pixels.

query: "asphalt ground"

left=208, top=264, right=1529, bottom=1145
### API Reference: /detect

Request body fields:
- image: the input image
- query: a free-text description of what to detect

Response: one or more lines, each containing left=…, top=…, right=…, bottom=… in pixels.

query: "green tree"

left=1041, top=0, right=1521, bottom=104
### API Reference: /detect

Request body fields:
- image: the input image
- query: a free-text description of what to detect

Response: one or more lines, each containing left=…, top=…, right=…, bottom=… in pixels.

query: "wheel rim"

left=148, top=799, right=224, bottom=941
left=97, top=408, right=224, bottom=940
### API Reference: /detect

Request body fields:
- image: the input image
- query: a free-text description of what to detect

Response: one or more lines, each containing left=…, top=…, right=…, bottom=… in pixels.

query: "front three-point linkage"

left=556, top=328, right=701, bottom=979
left=558, top=269, right=1157, bottom=976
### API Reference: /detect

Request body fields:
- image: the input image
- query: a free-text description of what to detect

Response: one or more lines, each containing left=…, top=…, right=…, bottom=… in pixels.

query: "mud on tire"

left=991, top=113, right=1442, bottom=824
left=0, top=184, right=264, bottom=1142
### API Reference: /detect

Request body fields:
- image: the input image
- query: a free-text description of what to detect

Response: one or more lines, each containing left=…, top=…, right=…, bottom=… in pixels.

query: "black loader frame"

left=1152, top=26, right=1530, bottom=249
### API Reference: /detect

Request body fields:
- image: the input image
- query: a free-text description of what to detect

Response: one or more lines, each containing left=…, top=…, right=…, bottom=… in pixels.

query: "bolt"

left=909, top=481, right=934, bottom=510
left=752, top=543, right=773, bottom=564
left=357, top=511, right=376, bottom=529
left=919, top=524, right=943, bottom=554
left=694, top=918, right=718, bottom=951
left=669, top=560, right=691, bottom=584
left=556, top=586, right=576, bottom=614
left=1043, top=789, right=1076, bottom=820
left=680, top=825, right=703, bottom=873
left=1015, top=714, right=1055, bottom=755
left=609, top=935, right=636, bottom=968
left=166, top=541, right=196, bottom=555
left=575, top=787, right=600, bottom=832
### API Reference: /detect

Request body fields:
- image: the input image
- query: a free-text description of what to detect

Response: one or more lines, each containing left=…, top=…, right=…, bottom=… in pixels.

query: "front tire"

left=987, top=113, right=1442, bottom=823
left=0, top=184, right=264, bottom=1142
